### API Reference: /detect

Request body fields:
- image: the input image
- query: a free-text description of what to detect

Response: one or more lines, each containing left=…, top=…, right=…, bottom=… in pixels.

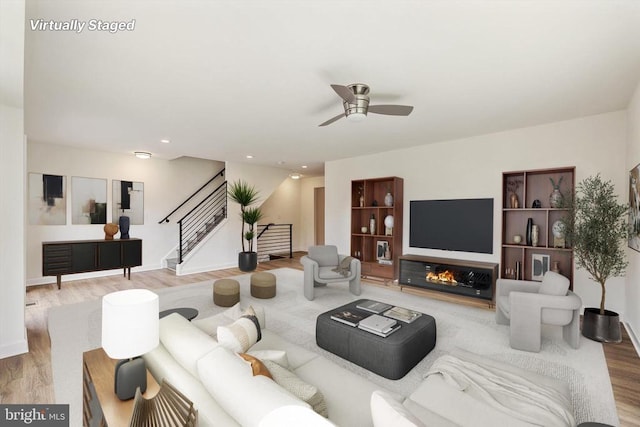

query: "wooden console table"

left=42, top=238, right=142, bottom=289
left=83, top=348, right=159, bottom=427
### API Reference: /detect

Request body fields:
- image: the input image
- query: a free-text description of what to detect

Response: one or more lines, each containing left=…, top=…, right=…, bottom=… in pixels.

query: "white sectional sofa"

left=143, top=308, right=575, bottom=427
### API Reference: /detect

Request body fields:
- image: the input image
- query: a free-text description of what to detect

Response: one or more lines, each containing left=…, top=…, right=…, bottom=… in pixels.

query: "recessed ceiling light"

left=160, top=139, right=170, bottom=144
left=134, top=151, right=152, bottom=159
left=278, top=160, right=286, bottom=165
left=301, top=165, right=308, bottom=169
left=289, top=173, right=302, bottom=180
left=246, top=155, right=254, bottom=159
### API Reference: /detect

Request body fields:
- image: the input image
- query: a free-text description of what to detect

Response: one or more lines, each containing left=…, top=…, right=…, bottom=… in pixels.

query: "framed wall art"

left=28, top=173, right=66, bottom=225
left=72, top=176, right=107, bottom=224
left=531, top=253, right=550, bottom=281
left=629, top=162, right=640, bottom=252
left=112, top=180, right=144, bottom=225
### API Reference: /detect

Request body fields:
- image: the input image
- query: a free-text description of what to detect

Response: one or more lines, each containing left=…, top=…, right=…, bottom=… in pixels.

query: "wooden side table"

left=83, top=348, right=159, bottom=426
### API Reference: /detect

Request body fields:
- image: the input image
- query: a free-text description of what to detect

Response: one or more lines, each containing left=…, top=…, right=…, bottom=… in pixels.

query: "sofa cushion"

left=238, top=353, right=273, bottom=379
left=197, top=346, right=310, bottom=427
left=250, top=330, right=319, bottom=370
left=263, top=359, right=328, bottom=418
left=248, top=349, right=289, bottom=368
left=538, top=271, right=570, bottom=296
left=308, top=245, right=339, bottom=267
left=317, top=266, right=347, bottom=280
left=217, top=307, right=262, bottom=353
left=370, top=390, right=425, bottom=427
left=159, top=313, right=219, bottom=377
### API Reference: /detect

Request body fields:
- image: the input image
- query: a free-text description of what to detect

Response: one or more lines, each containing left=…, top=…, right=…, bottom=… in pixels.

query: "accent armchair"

left=495, top=271, right=582, bottom=352
left=300, top=245, right=361, bottom=301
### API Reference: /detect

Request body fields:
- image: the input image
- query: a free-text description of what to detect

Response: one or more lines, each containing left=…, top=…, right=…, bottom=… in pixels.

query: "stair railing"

left=158, top=168, right=225, bottom=224
left=256, top=223, right=293, bottom=261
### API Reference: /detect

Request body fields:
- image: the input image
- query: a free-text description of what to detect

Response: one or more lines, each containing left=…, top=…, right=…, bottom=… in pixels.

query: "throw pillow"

left=238, top=353, right=273, bottom=379
left=248, top=349, right=289, bottom=369
left=217, top=306, right=262, bottom=353
left=224, top=302, right=266, bottom=328
left=262, top=359, right=328, bottom=418
left=370, top=390, right=425, bottom=427
left=538, top=271, right=570, bottom=296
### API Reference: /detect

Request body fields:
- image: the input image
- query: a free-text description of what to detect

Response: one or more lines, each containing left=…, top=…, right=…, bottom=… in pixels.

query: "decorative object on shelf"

left=384, top=215, right=394, bottom=236
left=228, top=180, right=264, bottom=272
left=506, top=177, right=523, bottom=208
left=512, top=234, right=522, bottom=244
left=102, top=289, right=159, bottom=400
left=552, top=220, right=566, bottom=248
left=561, top=174, right=628, bottom=342
left=515, top=261, right=521, bottom=280
left=372, top=200, right=378, bottom=206
left=118, top=215, right=130, bottom=239
left=551, top=261, right=561, bottom=274
left=376, top=241, right=389, bottom=260
left=629, top=162, right=640, bottom=252
left=531, top=225, right=539, bottom=247
left=531, top=254, right=550, bottom=281
left=358, top=185, right=364, bottom=207
left=369, top=214, right=375, bottom=235
left=549, top=176, right=564, bottom=208
left=361, top=226, right=368, bottom=233
left=104, top=223, right=119, bottom=240
left=359, top=194, right=364, bottom=207
left=526, top=218, right=533, bottom=246
left=384, top=189, right=394, bottom=207
left=532, top=199, right=542, bottom=208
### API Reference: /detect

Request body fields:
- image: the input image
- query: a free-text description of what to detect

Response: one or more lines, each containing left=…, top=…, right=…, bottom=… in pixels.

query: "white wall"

left=0, top=0, right=28, bottom=358
left=27, top=141, right=223, bottom=284
left=260, top=177, right=303, bottom=250
left=626, top=80, right=640, bottom=343
left=300, top=176, right=325, bottom=250
left=325, top=111, right=628, bottom=316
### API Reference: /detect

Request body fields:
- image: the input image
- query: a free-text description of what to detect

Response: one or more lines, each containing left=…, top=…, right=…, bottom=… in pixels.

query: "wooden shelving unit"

left=351, top=177, right=403, bottom=282
left=501, top=167, right=575, bottom=288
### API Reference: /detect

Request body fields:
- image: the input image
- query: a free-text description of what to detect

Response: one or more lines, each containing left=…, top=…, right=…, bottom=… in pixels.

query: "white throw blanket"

left=426, top=355, right=576, bottom=427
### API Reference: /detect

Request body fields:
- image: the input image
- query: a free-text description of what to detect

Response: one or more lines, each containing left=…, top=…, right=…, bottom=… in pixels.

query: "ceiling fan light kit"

left=319, top=83, right=413, bottom=126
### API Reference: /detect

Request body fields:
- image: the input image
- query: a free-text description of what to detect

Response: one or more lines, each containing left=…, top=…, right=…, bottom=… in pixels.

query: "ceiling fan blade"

left=368, top=105, right=414, bottom=116
left=330, top=84, right=356, bottom=104
left=318, top=113, right=345, bottom=127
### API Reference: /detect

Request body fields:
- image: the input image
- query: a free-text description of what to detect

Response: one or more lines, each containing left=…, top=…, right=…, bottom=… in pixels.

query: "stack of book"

left=357, top=314, right=401, bottom=337
left=356, top=300, right=393, bottom=314
left=384, top=306, right=422, bottom=323
left=330, top=309, right=372, bottom=327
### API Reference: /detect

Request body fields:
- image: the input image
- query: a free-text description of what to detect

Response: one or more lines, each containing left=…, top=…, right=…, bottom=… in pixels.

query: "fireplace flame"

left=426, top=270, right=458, bottom=285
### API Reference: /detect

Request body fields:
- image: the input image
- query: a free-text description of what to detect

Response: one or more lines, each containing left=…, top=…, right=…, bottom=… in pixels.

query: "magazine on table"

left=330, top=308, right=372, bottom=327
left=383, top=306, right=422, bottom=323
left=358, top=314, right=397, bottom=332
left=355, top=300, right=393, bottom=314
left=358, top=322, right=401, bottom=338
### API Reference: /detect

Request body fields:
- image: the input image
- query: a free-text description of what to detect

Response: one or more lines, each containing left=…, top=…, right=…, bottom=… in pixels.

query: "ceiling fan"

left=318, top=83, right=413, bottom=127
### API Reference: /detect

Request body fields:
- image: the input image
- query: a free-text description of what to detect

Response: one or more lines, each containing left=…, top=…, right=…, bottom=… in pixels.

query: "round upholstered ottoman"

left=250, top=272, right=276, bottom=299
left=213, top=279, right=240, bottom=307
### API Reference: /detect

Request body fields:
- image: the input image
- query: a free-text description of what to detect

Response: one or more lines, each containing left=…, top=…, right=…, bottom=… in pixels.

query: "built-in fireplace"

left=398, top=255, right=498, bottom=301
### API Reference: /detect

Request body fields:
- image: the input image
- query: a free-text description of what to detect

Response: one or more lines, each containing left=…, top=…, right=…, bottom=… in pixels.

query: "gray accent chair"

left=300, top=245, right=361, bottom=301
left=495, top=271, right=582, bottom=352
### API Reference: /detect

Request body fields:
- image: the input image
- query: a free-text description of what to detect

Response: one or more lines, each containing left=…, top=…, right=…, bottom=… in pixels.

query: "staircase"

left=160, top=169, right=227, bottom=270
left=257, top=223, right=293, bottom=262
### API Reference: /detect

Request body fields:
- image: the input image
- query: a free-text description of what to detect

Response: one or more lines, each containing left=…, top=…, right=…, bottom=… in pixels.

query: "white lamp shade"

left=384, top=215, right=394, bottom=229
left=102, top=289, right=159, bottom=359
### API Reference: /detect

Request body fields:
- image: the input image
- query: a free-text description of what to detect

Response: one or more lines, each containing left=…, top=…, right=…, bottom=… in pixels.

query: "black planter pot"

left=582, top=307, right=622, bottom=343
left=238, top=251, right=258, bottom=272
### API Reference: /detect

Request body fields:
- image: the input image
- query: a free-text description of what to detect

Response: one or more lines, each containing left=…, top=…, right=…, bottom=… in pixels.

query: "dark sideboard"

left=42, top=238, right=142, bottom=289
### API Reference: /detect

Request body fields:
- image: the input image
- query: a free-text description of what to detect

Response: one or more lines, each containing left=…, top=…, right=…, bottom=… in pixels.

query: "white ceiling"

left=24, top=1, right=640, bottom=176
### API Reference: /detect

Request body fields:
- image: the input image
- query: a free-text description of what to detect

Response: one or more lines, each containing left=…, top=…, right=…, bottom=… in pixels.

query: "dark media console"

left=399, top=255, right=498, bottom=301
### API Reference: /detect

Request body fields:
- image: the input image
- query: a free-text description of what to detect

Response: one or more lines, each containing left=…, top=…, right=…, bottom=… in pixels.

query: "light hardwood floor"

left=1, top=254, right=639, bottom=425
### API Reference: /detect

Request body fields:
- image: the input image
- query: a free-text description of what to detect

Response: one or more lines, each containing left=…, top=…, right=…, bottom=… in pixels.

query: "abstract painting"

left=28, top=173, right=66, bottom=225
left=630, top=162, right=640, bottom=252
left=112, top=180, right=144, bottom=225
left=71, top=176, right=107, bottom=224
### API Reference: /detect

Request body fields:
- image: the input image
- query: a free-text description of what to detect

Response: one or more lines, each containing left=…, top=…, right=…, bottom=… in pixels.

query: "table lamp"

left=102, top=289, right=159, bottom=400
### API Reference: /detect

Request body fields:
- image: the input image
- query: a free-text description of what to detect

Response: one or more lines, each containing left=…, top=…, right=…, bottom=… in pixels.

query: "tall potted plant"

left=562, top=174, right=628, bottom=342
left=228, top=180, right=264, bottom=272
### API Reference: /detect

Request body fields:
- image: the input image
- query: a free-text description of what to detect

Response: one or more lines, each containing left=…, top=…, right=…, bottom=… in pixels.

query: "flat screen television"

left=410, top=198, right=494, bottom=254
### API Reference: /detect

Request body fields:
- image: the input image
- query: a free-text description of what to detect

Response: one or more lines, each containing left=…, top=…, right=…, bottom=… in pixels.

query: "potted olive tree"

left=228, top=180, right=264, bottom=272
left=562, top=174, right=628, bottom=342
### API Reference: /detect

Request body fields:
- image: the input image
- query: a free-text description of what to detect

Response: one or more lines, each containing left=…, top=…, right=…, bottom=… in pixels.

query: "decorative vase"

left=119, top=215, right=130, bottom=239
left=104, top=223, right=118, bottom=240
left=384, top=192, right=393, bottom=207
left=238, top=252, right=258, bottom=272
left=384, top=248, right=391, bottom=260
left=582, top=308, right=622, bottom=343
left=531, top=225, right=539, bottom=247
left=361, top=226, right=368, bottom=234
left=549, top=188, right=563, bottom=208
left=359, top=195, right=364, bottom=208
left=526, top=218, right=533, bottom=246
left=384, top=215, right=394, bottom=236
left=509, top=193, right=519, bottom=209
left=369, top=214, right=375, bottom=235
left=551, top=261, right=560, bottom=273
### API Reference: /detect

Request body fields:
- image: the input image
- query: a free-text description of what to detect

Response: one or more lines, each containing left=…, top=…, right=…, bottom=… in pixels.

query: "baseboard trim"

left=623, top=322, right=640, bottom=357
left=176, top=261, right=237, bottom=276
left=0, top=333, right=28, bottom=359
left=26, top=263, right=163, bottom=287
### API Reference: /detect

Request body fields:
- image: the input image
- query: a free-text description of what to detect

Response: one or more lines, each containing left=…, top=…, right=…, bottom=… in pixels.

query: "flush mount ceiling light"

left=246, top=155, right=254, bottom=159
left=134, top=151, right=152, bottom=159
left=160, top=139, right=170, bottom=144
left=289, top=173, right=302, bottom=180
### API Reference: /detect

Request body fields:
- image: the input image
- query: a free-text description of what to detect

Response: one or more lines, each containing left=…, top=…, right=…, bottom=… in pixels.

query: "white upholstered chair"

left=300, top=245, right=361, bottom=301
left=495, top=271, right=582, bottom=352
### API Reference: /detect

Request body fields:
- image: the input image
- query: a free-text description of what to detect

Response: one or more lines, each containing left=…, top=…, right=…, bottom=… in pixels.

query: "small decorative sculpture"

left=104, top=223, right=119, bottom=240
left=549, top=177, right=564, bottom=208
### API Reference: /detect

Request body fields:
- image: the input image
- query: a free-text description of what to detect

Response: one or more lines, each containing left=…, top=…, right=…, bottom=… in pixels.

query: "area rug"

left=48, top=268, right=619, bottom=426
